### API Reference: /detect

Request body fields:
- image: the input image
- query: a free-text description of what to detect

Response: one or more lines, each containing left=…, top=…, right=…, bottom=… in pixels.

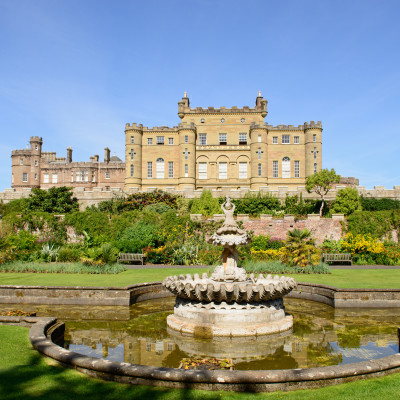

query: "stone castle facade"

left=124, top=92, right=323, bottom=191
left=11, top=137, right=124, bottom=191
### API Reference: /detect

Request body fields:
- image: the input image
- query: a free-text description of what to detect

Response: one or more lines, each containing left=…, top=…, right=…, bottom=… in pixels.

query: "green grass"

left=1, top=324, right=400, bottom=399
left=1, top=268, right=400, bottom=288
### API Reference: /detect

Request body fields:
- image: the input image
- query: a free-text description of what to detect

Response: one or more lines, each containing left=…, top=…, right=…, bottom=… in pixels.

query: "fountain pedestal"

left=163, top=196, right=297, bottom=338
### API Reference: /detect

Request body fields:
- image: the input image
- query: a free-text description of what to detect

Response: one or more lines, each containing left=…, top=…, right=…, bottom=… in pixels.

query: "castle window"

left=282, top=135, right=290, bottom=144
left=168, top=161, right=173, bottom=178
left=71, top=173, right=74, bottom=182
left=282, top=157, right=290, bottom=178
left=272, top=136, right=278, bottom=144
left=258, top=135, right=261, bottom=143
left=52, top=173, right=58, bottom=183
left=294, top=136, right=299, bottom=144
left=185, top=148, right=188, bottom=160
left=35, top=145, right=38, bottom=150
left=80, top=171, right=84, bottom=181
left=200, top=118, right=205, bottom=123
left=130, top=149, right=134, bottom=160
left=20, top=158, right=23, bottom=165
left=130, top=136, right=134, bottom=144
left=239, top=162, right=247, bottom=179
left=258, top=163, right=262, bottom=176
left=219, top=133, right=227, bottom=145
left=168, top=137, right=174, bottom=145
left=157, top=136, right=164, bottom=145
left=185, top=135, right=188, bottom=143
left=35, top=160, right=38, bottom=166
left=273, top=161, right=278, bottom=178
left=146, top=343, right=151, bottom=352
left=199, top=134, right=207, bottom=145
left=314, top=147, right=317, bottom=159
left=147, top=138, right=153, bottom=145
left=294, top=160, right=300, bottom=178
left=221, top=118, right=225, bottom=123
left=239, top=133, right=247, bottom=145
left=219, top=162, right=227, bottom=179
left=105, top=186, right=110, bottom=191
left=241, top=118, right=245, bottom=123
left=34, top=173, right=37, bottom=180
left=314, top=163, right=317, bottom=173
left=84, top=171, right=88, bottom=182
left=130, top=164, right=134, bottom=177
left=258, top=148, right=262, bottom=160
left=167, top=343, right=174, bottom=351
left=156, top=158, right=164, bottom=179
left=198, top=162, right=207, bottom=179
left=105, top=171, right=110, bottom=179
left=92, top=172, right=96, bottom=182
left=22, top=173, right=28, bottom=182
left=43, top=173, right=49, bottom=183
left=313, top=134, right=316, bottom=142
left=185, top=164, right=188, bottom=177
left=147, top=162, right=153, bottom=178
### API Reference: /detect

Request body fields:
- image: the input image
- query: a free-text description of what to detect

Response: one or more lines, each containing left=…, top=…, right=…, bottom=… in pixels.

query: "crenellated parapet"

left=178, top=92, right=268, bottom=118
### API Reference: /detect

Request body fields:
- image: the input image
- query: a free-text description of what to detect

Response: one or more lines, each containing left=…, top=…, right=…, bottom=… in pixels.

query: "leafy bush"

left=233, top=192, right=281, bottom=216
left=40, top=243, right=60, bottom=262
left=346, top=210, right=400, bottom=239
left=144, top=246, right=175, bottom=264
left=189, top=190, right=221, bottom=216
left=360, top=196, right=400, bottom=211
left=117, top=190, right=181, bottom=213
left=24, top=187, right=79, bottom=213
left=116, top=222, right=161, bottom=253
left=170, top=240, right=199, bottom=265
left=197, top=246, right=222, bottom=265
left=251, top=235, right=285, bottom=251
left=144, top=203, right=173, bottom=214
left=57, top=246, right=82, bottom=262
left=331, top=187, right=360, bottom=216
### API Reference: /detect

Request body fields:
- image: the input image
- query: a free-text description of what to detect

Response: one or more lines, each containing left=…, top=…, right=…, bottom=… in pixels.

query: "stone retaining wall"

left=1, top=282, right=400, bottom=308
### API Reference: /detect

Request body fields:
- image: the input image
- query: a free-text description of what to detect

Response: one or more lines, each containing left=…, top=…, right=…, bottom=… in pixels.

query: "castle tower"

left=125, top=123, right=143, bottom=189
left=30, top=136, right=42, bottom=188
left=178, top=122, right=196, bottom=189
left=250, top=123, right=268, bottom=189
left=304, top=122, right=323, bottom=177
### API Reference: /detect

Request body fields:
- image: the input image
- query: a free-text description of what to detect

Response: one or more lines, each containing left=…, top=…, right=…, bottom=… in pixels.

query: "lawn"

left=1, top=268, right=400, bottom=288
left=1, top=324, right=400, bottom=400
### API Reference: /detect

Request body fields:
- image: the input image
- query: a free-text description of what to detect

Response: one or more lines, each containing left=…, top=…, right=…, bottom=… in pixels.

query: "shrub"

left=40, top=243, right=60, bottom=262
left=197, top=246, right=222, bottom=265
left=144, top=246, right=175, bottom=264
left=250, top=235, right=285, bottom=251
left=331, top=187, right=360, bottom=216
left=116, top=222, right=161, bottom=253
left=189, top=190, right=221, bottom=216
left=360, top=196, right=400, bottom=211
left=57, top=246, right=82, bottom=262
left=233, top=192, right=281, bottom=216
left=144, top=203, right=173, bottom=214
left=24, top=187, right=79, bottom=213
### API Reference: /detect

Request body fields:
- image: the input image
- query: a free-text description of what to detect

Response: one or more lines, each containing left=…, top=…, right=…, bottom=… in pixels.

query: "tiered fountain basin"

left=163, top=273, right=297, bottom=337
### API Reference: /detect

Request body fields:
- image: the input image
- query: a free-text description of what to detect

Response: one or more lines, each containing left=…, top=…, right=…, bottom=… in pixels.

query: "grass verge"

left=1, top=325, right=400, bottom=399
left=1, top=268, right=400, bottom=288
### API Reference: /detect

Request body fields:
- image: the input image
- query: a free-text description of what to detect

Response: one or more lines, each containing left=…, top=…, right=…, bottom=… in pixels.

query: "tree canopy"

left=25, top=187, right=79, bottom=214
left=305, top=169, right=341, bottom=216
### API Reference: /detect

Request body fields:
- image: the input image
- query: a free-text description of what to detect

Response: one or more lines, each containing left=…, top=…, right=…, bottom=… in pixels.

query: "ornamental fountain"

left=163, top=196, right=297, bottom=338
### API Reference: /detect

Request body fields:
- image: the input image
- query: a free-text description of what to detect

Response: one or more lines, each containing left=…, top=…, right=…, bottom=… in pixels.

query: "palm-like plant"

left=282, top=229, right=318, bottom=268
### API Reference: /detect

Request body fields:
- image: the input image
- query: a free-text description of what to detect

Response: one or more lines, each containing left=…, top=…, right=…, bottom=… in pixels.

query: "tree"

left=305, top=169, right=341, bottom=217
left=25, top=187, right=79, bottom=213
left=331, top=187, right=360, bottom=216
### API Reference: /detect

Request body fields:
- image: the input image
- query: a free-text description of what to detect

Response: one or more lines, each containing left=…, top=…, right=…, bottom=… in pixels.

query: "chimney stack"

left=67, top=147, right=72, bottom=163
left=104, top=147, right=110, bottom=163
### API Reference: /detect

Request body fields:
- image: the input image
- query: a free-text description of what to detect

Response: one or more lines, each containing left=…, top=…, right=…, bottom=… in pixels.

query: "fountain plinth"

left=163, top=196, right=296, bottom=337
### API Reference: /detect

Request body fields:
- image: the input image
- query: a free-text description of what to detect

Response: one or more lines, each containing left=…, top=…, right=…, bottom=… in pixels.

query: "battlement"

left=178, top=93, right=268, bottom=117
left=249, top=121, right=322, bottom=131
left=125, top=122, right=197, bottom=132
left=30, top=136, right=43, bottom=142
left=11, top=149, right=30, bottom=156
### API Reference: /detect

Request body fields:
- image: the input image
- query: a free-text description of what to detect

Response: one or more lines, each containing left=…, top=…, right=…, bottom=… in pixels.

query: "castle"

left=124, top=92, right=323, bottom=191
left=11, top=92, right=325, bottom=193
left=11, top=138, right=125, bottom=191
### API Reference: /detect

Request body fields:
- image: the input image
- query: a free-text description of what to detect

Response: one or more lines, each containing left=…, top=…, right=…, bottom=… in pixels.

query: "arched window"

left=282, top=157, right=290, bottom=178
left=156, top=158, right=164, bottom=179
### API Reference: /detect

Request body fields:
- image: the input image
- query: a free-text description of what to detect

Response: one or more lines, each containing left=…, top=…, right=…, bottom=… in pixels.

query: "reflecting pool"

left=3, top=298, right=399, bottom=370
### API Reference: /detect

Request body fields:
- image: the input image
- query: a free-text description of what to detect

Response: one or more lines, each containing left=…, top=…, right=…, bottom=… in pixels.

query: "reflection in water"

left=2, top=298, right=399, bottom=370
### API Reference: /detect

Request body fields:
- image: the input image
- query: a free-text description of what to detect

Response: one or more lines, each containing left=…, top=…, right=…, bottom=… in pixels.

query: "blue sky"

left=1, top=0, right=399, bottom=190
